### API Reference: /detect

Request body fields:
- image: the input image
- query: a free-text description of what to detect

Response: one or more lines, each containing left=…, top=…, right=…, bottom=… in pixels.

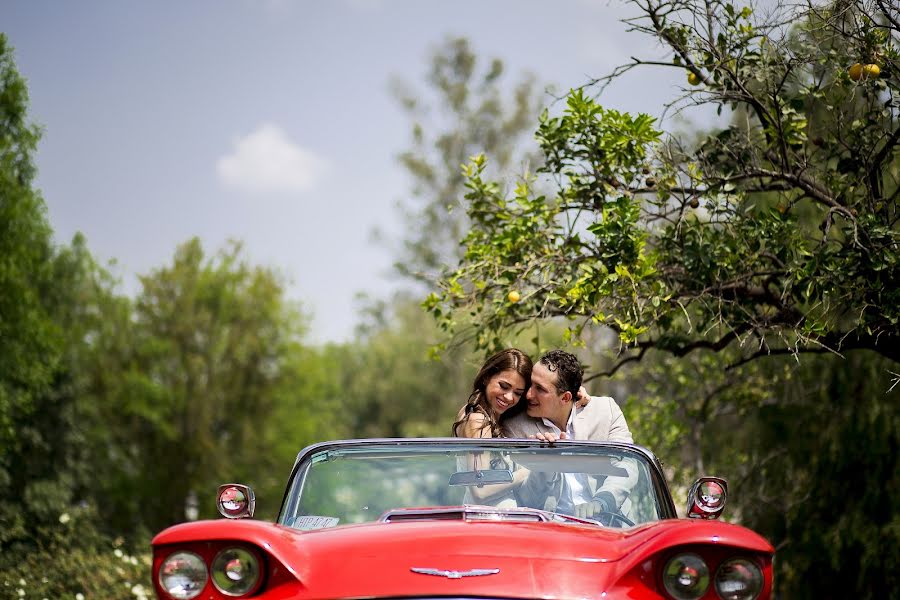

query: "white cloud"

left=217, top=123, right=329, bottom=194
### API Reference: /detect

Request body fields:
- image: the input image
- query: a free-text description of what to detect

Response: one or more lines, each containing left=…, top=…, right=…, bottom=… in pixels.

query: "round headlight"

left=218, top=486, right=249, bottom=517
left=158, top=551, right=208, bottom=600
left=662, top=553, right=710, bottom=600
left=698, top=481, right=725, bottom=510
left=211, top=547, right=262, bottom=596
left=715, top=558, right=763, bottom=600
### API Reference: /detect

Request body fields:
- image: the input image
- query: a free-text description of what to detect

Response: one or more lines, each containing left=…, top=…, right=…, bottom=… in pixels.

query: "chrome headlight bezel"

left=662, top=552, right=710, bottom=600
left=714, top=557, right=764, bottom=600
left=210, top=546, right=263, bottom=597
left=158, top=551, right=208, bottom=600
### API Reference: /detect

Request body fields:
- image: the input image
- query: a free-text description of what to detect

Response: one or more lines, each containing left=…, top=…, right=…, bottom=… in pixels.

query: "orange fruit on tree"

left=848, top=63, right=880, bottom=81
left=862, top=63, right=881, bottom=79
left=687, top=71, right=702, bottom=86
left=507, top=290, right=521, bottom=304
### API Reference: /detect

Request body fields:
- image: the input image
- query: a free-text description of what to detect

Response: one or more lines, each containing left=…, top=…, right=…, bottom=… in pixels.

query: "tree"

left=388, top=36, right=545, bottom=285
left=0, top=35, right=132, bottom=566
left=760, top=352, right=898, bottom=596
left=427, top=0, right=899, bottom=372
left=422, top=3, right=899, bottom=596
left=0, top=31, right=59, bottom=486
left=0, top=33, right=89, bottom=554
left=620, top=345, right=899, bottom=598
left=79, top=238, right=320, bottom=531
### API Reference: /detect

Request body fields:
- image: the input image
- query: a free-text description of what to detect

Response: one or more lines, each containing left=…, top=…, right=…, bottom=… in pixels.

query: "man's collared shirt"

left=541, top=407, right=592, bottom=514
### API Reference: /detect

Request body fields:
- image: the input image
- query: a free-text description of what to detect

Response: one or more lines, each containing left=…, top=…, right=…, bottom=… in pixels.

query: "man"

left=502, top=350, right=637, bottom=520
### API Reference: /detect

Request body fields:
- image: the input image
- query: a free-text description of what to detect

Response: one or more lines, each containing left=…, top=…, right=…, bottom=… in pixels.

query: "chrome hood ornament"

left=410, top=567, right=500, bottom=579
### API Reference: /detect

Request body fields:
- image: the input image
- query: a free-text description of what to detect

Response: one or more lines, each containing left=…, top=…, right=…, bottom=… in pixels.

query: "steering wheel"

left=594, top=510, right=635, bottom=528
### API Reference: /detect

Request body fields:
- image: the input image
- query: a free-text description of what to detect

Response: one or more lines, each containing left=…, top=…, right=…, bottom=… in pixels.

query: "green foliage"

left=430, top=90, right=663, bottom=352
left=736, top=353, right=899, bottom=597
left=2, top=506, right=151, bottom=600
left=623, top=349, right=773, bottom=484
left=254, top=341, right=348, bottom=515
left=74, top=238, right=323, bottom=532
left=2, top=227, right=343, bottom=587
left=621, top=348, right=899, bottom=598
left=0, top=32, right=60, bottom=498
left=344, top=294, right=473, bottom=438
left=0, top=35, right=110, bottom=564
left=430, top=0, right=899, bottom=368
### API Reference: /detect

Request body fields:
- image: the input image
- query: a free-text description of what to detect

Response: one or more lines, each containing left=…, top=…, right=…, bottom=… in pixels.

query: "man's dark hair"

left=539, top=350, right=583, bottom=396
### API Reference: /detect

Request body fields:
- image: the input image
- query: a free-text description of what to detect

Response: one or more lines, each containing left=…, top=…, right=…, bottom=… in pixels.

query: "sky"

left=2, top=0, right=689, bottom=342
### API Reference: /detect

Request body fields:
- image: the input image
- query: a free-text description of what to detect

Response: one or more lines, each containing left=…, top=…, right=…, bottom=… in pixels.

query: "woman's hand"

left=512, top=465, right=531, bottom=486
left=575, top=386, right=591, bottom=408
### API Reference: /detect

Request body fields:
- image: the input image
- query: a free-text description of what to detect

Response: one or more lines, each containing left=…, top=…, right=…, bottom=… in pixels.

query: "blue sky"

left=2, top=0, right=688, bottom=342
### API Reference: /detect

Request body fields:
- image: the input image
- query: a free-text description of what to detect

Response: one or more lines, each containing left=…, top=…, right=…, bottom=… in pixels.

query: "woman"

left=451, top=348, right=533, bottom=506
left=452, top=348, right=532, bottom=439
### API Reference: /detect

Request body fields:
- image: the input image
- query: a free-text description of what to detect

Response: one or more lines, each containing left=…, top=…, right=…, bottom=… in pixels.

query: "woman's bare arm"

left=456, top=411, right=528, bottom=502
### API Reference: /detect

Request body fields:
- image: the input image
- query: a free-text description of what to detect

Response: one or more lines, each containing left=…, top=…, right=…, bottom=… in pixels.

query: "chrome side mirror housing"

left=686, top=476, right=727, bottom=519
left=217, top=483, right=256, bottom=519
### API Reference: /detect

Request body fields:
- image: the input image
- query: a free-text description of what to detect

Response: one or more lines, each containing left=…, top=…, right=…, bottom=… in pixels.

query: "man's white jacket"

left=502, top=396, right=639, bottom=514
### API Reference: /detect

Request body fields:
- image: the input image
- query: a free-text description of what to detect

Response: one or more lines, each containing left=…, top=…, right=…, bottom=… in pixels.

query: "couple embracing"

left=451, top=348, right=636, bottom=519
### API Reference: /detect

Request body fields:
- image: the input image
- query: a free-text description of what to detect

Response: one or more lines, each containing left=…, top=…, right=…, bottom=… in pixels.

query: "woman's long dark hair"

left=452, top=348, right=532, bottom=437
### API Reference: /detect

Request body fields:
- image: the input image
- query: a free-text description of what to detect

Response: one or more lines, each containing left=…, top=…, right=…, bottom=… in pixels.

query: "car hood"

left=153, top=515, right=773, bottom=599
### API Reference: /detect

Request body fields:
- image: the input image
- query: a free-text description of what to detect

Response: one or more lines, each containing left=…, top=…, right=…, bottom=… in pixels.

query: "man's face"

left=526, top=362, right=569, bottom=421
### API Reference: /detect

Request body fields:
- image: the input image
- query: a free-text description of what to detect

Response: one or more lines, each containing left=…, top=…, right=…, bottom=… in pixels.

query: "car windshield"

left=278, top=440, right=665, bottom=530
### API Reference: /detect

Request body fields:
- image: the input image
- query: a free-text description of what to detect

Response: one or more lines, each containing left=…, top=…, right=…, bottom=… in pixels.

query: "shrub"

left=1, top=510, right=152, bottom=600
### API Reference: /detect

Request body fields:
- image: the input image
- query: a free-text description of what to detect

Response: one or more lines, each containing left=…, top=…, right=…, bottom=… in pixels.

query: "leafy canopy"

left=428, top=0, right=900, bottom=370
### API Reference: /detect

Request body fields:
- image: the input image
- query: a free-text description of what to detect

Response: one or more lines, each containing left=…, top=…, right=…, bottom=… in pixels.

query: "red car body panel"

left=152, top=514, right=774, bottom=600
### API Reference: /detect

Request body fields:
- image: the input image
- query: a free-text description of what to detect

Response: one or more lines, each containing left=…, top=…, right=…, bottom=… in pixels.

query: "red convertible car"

left=151, top=438, right=774, bottom=600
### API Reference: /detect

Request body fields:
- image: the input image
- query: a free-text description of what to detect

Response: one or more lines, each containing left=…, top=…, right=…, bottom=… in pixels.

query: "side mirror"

left=217, top=483, right=256, bottom=519
left=686, top=476, right=727, bottom=519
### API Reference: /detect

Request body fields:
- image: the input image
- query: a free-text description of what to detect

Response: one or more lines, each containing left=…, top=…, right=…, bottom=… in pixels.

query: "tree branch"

left=875, top=0, right=900, bottom=31
left=585, top=346, right=649, bottom=382
left=868, top=124, right=900, bottom=201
